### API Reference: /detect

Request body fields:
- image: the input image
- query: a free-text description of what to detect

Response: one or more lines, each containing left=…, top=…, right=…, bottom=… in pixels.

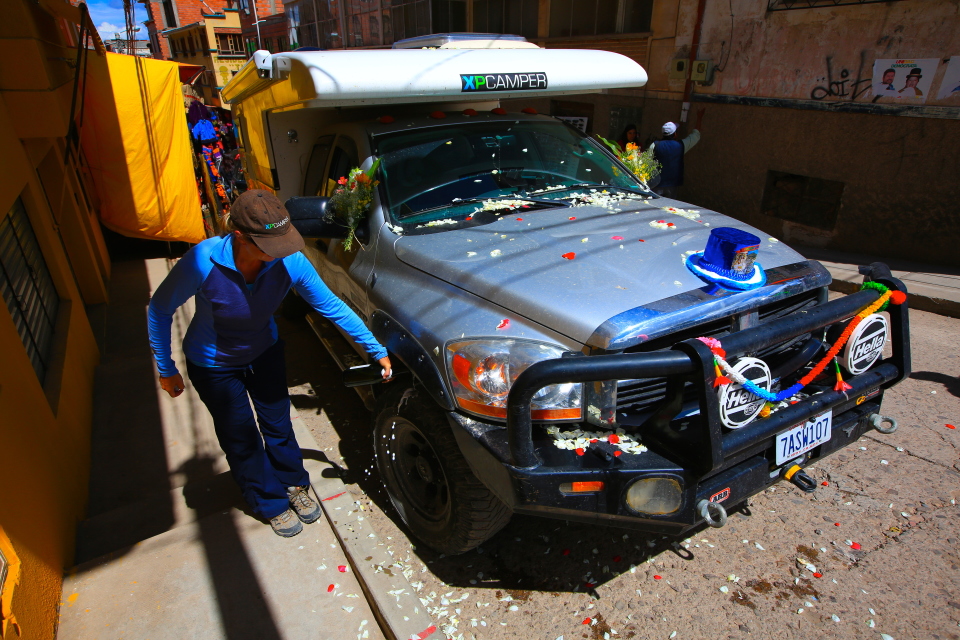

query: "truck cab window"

left=302, top=135, right=334, bottom=196
left=324, top=136, right=359, bottom=197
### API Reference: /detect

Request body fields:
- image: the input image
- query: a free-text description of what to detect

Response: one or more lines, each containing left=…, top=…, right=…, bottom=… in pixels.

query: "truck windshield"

left=374, top=119, right=647, bottom=225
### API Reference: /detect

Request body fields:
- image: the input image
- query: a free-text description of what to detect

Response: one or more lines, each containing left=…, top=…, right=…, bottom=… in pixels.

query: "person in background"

left=648, top=109, right=705, bottom=199
left=616, top=123, right=638, bottom=151
left=147, top=190, right=392, bottom=538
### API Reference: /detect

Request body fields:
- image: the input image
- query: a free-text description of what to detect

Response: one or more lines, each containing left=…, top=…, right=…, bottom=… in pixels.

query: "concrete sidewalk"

left=799, top=247, right=960, bottom=318
left=60, top=259, right=440, bottom=640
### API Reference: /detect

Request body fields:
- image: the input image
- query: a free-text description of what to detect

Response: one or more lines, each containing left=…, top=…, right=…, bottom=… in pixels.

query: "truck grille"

left=616, top=290, right=821, bottom=415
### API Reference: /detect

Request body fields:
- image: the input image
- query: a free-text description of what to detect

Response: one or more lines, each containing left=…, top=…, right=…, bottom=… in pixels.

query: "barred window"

left=0, top=198, right=60, bottom=384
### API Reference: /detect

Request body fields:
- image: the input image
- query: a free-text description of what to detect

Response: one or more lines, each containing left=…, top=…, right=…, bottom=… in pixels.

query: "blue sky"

left=86, top=0, right=149, bottom=41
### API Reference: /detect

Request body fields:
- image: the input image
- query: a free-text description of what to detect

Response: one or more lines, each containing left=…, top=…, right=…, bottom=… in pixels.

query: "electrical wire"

left=714, top=0, right=735, bottom=73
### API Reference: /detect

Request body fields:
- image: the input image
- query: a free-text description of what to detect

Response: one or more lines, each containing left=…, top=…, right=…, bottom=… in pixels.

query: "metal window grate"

left=768, top=0, right=903, bottom=10
left=0, top=198, right=60, bottom=384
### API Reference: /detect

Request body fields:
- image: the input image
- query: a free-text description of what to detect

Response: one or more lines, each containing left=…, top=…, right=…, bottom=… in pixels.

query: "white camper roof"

left=221, top=46, right=647, bottom=108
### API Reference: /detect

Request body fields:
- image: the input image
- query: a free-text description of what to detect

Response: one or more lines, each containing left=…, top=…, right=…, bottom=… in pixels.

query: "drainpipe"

left=681, top=0, right=708, bottom=124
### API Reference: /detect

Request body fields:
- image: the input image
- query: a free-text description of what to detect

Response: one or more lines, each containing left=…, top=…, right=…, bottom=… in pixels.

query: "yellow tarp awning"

left=81, top=52, right=204, bottom=244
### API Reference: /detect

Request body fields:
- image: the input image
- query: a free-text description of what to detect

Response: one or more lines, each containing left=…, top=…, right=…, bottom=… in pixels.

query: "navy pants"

left=186, top=340, right=308, bottom=518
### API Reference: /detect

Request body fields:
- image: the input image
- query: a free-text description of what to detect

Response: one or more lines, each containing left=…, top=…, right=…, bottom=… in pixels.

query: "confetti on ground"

left=813, top=572, right=823, bottom=578
left=831, top=614, right=840, bottom=622
left=563, top=549, right=571, bottom=555
left=338, top=565, right=347, bottom=572
left=611, top=236, right=624, bottom=240
left=834, top=522, right=841, bottom=527
left=327, top=584, right=335, bottom=593
left=562, top=252, right=576, bottom=260
left=496, top=319, right=510, bottom=330
left=822, top=481, right=829, bottom=486
left=654, top=575, right=662, bottom=580
left=947, top=424, right=956, bottom=429
left=851, top=542, right=861, bottom=550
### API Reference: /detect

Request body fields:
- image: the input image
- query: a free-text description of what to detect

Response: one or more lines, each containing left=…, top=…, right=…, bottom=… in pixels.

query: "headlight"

left=445, top=339, right=583, bottom=421
left=624, top=477, right=683, bottom=515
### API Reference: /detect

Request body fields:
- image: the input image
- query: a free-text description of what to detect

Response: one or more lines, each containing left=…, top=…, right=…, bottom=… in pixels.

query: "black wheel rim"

left=384, top=417, right=450, bottom=524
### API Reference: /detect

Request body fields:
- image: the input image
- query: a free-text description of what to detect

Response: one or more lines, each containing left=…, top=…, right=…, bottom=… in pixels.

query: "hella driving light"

left=624, top=477, right=683, bottom=515
left=445, top=339, right=582, bottom=421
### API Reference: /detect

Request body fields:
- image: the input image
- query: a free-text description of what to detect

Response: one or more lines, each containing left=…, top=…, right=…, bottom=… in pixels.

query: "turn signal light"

left=560, top=481, right=605, bottom=494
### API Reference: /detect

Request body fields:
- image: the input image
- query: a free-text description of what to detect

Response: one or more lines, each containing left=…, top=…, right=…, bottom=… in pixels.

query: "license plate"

left=775, top=411, right=832, bottom=465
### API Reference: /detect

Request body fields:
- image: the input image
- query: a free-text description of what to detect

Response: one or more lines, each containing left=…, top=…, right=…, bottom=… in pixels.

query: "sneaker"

left=287, top=486, right=322, bottom=524
left=269, top=509, right=303, bottom=537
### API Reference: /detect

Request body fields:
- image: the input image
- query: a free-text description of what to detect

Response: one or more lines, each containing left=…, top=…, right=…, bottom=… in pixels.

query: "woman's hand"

left=159, top=373, right=185, bottom=398
left=378, top=356, right=393, bottom=382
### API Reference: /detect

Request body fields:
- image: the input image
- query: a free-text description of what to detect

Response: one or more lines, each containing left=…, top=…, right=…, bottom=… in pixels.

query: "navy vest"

left=653, top=139, right=685, bottom=188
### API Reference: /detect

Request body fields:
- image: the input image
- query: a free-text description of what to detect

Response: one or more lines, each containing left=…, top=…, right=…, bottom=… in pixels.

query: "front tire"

left=373, top=385, right=511, bottom=554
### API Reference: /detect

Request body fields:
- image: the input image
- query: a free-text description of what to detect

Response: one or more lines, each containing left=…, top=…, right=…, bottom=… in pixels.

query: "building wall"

left=653, top=0, right=960, bottom=266
left=0, top=3, right=109, bottom=638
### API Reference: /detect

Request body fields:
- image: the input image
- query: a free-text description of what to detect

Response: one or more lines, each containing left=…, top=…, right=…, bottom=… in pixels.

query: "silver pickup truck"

left=280, top=108, right=910, bottom=554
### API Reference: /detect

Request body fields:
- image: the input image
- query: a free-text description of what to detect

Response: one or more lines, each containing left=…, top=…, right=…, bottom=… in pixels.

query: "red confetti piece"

left=638, top=239, right=645, bottom=242
left=575, top=447, right=585, bottom=456
left=653, top=575, right=662, bottom=580
left=851, top=542, right=861, bottom=550
left=562, top=252, right=576, bottom=260
left=496, top=319, right=510, bottom=330
left=947, top=424, right=956, bottom=429
left=608, top=434, right=620, bottom=444
left=327, top=584, right=335, bottom=592
left=521, top=205, right=530, bottom=208
left=813, top=572, right=823, bottom=578
left=834, top=522, right=841, bottom=527
left=562, top=548, right=571, bottom=556
left=590, top=438, right=598, bottom=443
left=569, top=216, right=576, bottom=220
left=613, top=450, right=622, bottom=457
left=413, top=625, right=437, bottom=640
left=338, top=565, right=347, bottom=572
left=465, top=216, right=473, bottom=220
left=585, top=582, right=595, bottom=589
left=516, top=218, right=523, bottom=221
left=611, top=235, right=624, bottom=240
left=821, top=481, right=829, bottom=486
left=613, top=555, right=622, bottom=562
left=582, top=618, right=592, bottom=625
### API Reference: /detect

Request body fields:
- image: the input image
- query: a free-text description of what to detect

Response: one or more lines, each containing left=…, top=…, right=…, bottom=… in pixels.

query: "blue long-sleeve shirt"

left=147, top=235, right=387, bottom=377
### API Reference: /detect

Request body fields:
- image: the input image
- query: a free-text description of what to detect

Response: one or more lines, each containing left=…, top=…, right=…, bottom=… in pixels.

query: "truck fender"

left=370, top=310, right=455, bottom=411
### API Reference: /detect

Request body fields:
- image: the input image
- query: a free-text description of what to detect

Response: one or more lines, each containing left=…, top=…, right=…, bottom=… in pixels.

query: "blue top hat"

left=685, top=227, right=766, bottom=291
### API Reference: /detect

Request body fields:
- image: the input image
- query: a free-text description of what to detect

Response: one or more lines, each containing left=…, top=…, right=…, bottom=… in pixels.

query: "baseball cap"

left=662, top=122, right=678, bottom=135
left=229, top=190, right=305, bottom=259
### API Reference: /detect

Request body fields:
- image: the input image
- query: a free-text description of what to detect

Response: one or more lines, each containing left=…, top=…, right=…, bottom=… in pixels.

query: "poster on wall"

left=935, top=56, right=960, bottom=100
left=872, top=58, right=939, bottom=103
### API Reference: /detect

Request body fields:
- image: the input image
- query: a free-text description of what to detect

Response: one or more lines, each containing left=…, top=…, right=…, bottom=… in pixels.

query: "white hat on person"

left=662, top=122, right=678, bottom=135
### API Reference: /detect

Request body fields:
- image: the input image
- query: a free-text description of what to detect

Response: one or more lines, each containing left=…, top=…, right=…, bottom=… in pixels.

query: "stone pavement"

left=799, top=246, right=960, bottom=318
left=60, top=258, right=441, bottom=640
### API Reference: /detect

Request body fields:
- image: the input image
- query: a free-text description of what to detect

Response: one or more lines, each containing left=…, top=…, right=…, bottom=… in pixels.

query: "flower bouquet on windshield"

left=598, top=136, right=660, bottom=189
left=328, top=160, right=380, bottom=251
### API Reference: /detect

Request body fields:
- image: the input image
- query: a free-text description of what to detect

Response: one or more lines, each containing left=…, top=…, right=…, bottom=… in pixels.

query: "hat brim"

left=248, top=225, right=305, bottom=259
left=685, top=252, right=766, bottom=291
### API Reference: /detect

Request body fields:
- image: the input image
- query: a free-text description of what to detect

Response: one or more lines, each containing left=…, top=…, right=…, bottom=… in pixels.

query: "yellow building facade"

left=165, top=9, right=246, bottom=106
left=0, top=1, right=110, bottom=637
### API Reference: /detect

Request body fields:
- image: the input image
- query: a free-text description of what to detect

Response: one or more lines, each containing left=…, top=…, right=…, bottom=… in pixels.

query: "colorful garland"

left=698, top=283, right=906, bottom=403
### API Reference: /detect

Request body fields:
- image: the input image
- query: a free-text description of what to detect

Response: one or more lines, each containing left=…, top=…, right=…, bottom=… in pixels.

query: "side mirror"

left=284, top=196, right=369, bottom=243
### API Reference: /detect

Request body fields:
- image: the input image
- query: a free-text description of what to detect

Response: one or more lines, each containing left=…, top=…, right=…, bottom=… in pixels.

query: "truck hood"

left=392, top=199, right=828, bottom=349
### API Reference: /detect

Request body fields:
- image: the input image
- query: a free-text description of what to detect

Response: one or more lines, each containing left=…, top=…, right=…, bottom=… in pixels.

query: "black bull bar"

left=506, top=268, right=910, bottom=471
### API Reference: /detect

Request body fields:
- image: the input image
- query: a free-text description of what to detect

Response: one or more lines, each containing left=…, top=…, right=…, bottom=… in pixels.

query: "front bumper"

left=449, top=266, right=910, bottom=534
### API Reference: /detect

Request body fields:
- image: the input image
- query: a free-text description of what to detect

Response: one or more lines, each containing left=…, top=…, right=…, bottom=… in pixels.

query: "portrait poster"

left=871, top=58, right=939, bottom=103
left=935, top=56, right=960, bottom=100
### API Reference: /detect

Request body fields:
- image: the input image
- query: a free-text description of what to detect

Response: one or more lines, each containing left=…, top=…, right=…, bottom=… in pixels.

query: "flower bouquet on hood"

left=597, top=136, right=660, bottom=189
left=327, top=159, right=380, bottom=251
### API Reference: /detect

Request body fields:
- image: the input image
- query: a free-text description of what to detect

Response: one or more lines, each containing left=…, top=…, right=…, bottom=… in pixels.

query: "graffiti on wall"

left=809, top=54, right=873, bottom=102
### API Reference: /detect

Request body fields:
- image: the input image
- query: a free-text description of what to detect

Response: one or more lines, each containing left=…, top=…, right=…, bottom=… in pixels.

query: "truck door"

left=316, top=134, right=372, bottom=323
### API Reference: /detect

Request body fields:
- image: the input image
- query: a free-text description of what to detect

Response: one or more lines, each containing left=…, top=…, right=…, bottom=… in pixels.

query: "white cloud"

left=96, top=21, right=125, bottom=40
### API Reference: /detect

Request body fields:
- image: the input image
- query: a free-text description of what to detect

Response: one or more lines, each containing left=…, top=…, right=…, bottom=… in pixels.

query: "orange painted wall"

left=0, top=2, right=107, bottom=637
